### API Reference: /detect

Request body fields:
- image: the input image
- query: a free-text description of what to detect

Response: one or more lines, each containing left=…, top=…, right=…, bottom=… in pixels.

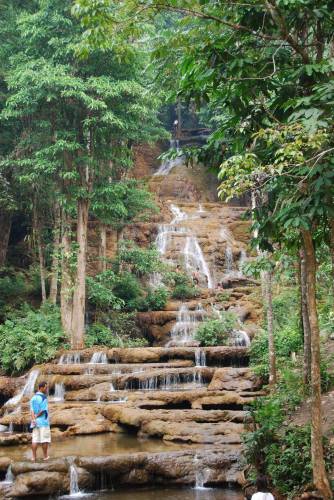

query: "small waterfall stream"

left=154, top=140, right=184, bottom=176
left=53, top=382, right=66, bottom=402
left=1, top=465, right=14, bottom=485
left=5, top=369, right=40, bottom=408
left=59, top=353, right=81, bottom=365
left=168, top=304, right=205, bottom=346
left=89, top=352, right=108, bottom=364
left=195, top=349, right=206, bottom=367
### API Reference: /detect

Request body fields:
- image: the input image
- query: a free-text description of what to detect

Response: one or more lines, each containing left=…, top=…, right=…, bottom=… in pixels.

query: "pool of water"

left=0, top=433, right=195, bottom=461
left=63, top=487, right=243, bottom=500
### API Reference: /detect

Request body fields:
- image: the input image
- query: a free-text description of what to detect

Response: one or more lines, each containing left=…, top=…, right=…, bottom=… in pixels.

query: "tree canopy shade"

left=0, top=0, right=165, bottom=348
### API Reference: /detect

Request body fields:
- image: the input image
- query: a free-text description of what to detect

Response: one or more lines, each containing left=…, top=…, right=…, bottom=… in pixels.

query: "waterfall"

left=224, top=245, right=234, bottom=273
left=198, top=204, right=205, bottom=213
left=184, top=236, right=213, bottom=288
left=195, top=349, right=206, bottom=367
left=53, top=382, right=65, bottom=402
left=69, top=464, right=82, bottom=497
left=110, top=382, right=115, bottom=392
left=89, top=352, right=108, bottom=364
left=238, top=249, right=247, bottom=276
left=194, top=455, right=211, bottom=490
left=58, top=353, right=81, bottom=365
left=168, top=304, right=205, bottom=346
left=139, top=377, right=158, bottom=391
left=2, top=465, right=14, bottom=484
left=170, top=204, right=187, bottom=224
left=154, top=140, right=184, bottom=176
left=161, top=373, right=180, bottom=390
left=231, top=330, right=251, bottom=347
left=5, top=369, right=40, bottom=407
left=220, top=226, right=234, bottom=243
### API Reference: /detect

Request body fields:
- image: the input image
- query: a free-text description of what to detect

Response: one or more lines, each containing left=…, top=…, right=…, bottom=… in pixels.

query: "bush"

left=172, top=283, right=200, bottom=300
left=139, top=286, right=169, bottom=311
left=112, top=272, right=144, bottom=310
left=0, top=304, right=66, bottom=373
left=195, top=313, right=237, bottom=346
left=86, top=313, right=148, bottom=348
left=117, top=240, right=161, bottom=276
left=250, top=321, right=303, bottom=379
left=87, top=270, right=124, bottom=310
left=163, top=270, right=189, bottom=287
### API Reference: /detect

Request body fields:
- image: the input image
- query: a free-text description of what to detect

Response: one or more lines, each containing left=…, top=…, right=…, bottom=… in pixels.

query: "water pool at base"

left=0, top=433, right=195, bottom=461
left=61, top=488, right=243, bottom=500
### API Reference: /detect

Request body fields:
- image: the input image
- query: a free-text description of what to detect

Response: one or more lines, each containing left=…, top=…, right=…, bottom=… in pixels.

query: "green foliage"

left=86, top=312, right=148, bottom=347
left=162, top=270, right=190, bottom=287
left=172, top=283, right=200, bottom=300
left=117, top=240, right=161, bottom=276
left=87, top=270, right=124, bottom=310
left=245, top=375, right=333, bottom=498
left=139, top=286, right=169, bottom=311
left=195, top=313, right=237, bottom=346
left=0, top=304, right=66, bottom=374
left=112, top=271, right=144, bottom=310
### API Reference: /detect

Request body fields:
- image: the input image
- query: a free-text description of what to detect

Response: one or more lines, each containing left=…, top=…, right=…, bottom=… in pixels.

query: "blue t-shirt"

left=30, top=392, right=49, bottom=427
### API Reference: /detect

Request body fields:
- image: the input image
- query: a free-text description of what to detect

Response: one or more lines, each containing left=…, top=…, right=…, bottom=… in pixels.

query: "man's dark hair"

left=256, top=475, right=269, bottom=492
left=38, top=381, right=48, bottom=389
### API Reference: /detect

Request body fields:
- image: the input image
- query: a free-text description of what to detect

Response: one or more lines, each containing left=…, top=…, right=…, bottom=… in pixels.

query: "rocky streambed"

left=0, top=346, right=263, bottom=497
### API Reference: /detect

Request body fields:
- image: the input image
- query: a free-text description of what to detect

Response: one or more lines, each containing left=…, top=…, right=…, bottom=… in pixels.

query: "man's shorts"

left=32, top=426, right=51, bottom=443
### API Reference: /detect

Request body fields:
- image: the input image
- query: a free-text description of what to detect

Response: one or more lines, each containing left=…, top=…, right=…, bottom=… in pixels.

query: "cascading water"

left=238, top=249, right=247, bottom=276
left=154, top=140, right=184, bottom=176
left=184, top=236, right=213, bottom=288
left=53, top=382, right=65, bottom=402
left=2, top=465, right=14, bottom=484
left=231, top=330, right=251, bottom=347
left=195, top=349, right=206, bottom=367
left=168, top=304, right=205, bottom=346
left=224, top=245, right=234, bottom=274
left=89, top=352, right=108, bottom=364
left=58, top=353, right=81, bottom=365
left=5, top=369, right=40, bottom=407
left=69, top=463, right=82, bottom=497
left=194, top=455, right=211, bottom=490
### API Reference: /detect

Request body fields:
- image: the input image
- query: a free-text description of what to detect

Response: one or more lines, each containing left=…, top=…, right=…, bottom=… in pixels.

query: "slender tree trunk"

left=98, top=223, right=107, bottom=273
left=300, top=248, right=312, bottom=384
left=49, top=204, right=61, bottom=304
left=33, top=203, right=46, bottom=303
left=265, top=268, right=276, bottom=388
left=329, top=218, right=334, bottom=290
left=71, top=198, right=89, bottom=349
left=0, top=212, right=12, bottom=267
left=60, top=212, right=73, bottom=338
left=302, top=230, right=332, bottom=499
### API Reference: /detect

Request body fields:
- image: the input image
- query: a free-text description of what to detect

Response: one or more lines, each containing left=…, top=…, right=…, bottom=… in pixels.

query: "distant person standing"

left=30, top=381, right=51, bottom=461
left=251, top=476, right=275, bottom=500
left=173, top=119, right=179, bottom=138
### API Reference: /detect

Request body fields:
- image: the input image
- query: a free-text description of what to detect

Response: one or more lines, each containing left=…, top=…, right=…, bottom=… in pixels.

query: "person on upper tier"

left=30, top=381, right=51, bottom=461
left=251, top=476, right=275, bottom=500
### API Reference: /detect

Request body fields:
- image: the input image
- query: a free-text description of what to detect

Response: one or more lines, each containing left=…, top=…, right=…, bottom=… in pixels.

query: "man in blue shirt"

left=30, top=381, right=51, bottom=461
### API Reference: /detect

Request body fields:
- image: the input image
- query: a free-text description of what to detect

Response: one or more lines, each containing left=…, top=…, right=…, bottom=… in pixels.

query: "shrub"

left=0, top=304, right=66, bottom=374
left=163, top=270, right=189, bottom=287
left=112, top=272, right=144, bottom=310
left=250, top=321, right=303, bottom=379
left=87, top=270, right=124, bottom=310
left=172, top=283, right=200, bottom=300
left=195, top=313, right=237, bottom=346
left=139, top=286, right=169, bottom=311
left=86, top=313, right=148, bottom=348
left=117, top=240, right=161, bottom=276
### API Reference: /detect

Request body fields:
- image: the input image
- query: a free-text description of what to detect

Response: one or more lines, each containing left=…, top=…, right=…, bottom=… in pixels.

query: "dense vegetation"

left=1, top=0, right=334, bottom=496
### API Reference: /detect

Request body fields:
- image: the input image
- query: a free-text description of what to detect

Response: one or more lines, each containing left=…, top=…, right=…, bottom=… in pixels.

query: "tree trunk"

left=300, top=248, right=312, bottom=384
left=0, top=212, right=12, bottom=267
left=60, top=213, right=73, bottom=338
left=302, top=230, right=332, bottom=499
left=33, top=204, right=46, bottom=303
left=49, top=204, right=61, bottom=304
left=71, top=198, right=89, bottom=349
left=98, top=223, right=107, bottom=273
left=329, top=218, right=334, bottom=291
left=265, top=268, right=276, bottom=388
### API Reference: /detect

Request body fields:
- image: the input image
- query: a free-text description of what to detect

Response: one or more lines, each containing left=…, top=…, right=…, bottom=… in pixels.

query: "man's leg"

left=31, top=442, right=38, bottom=461
left=42, top=442, right=49, bottom=460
